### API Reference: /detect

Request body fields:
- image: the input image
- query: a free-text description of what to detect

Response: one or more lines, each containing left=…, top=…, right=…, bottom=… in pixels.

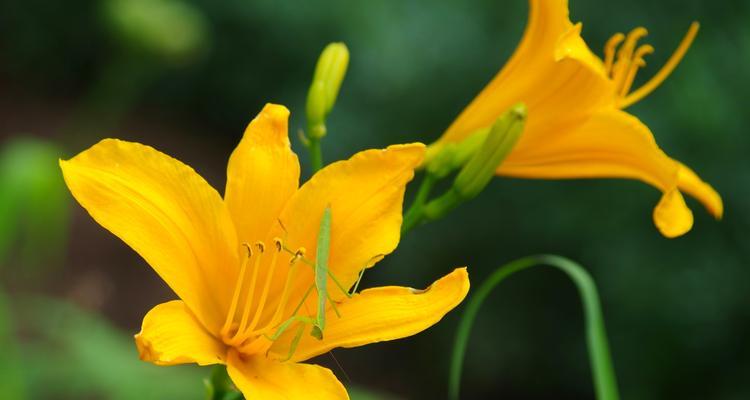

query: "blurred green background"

left=0, top=0, right=748, bottom=398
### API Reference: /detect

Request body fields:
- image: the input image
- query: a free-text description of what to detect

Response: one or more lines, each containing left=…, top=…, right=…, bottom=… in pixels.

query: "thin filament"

left=221, top=244, right=252, bottom=336
left=604, top=33, right=625, bottom=74
left=612, top=27, right=648, bottom=89
left=241, top=239, right=283, bottom=338
left=232, top=242, right=265, bottom=343
left=619, top=44, right=654, bottom=96
left=255, top=259, right=301, bottom=335
left=620, top=22, right=699, bottom=108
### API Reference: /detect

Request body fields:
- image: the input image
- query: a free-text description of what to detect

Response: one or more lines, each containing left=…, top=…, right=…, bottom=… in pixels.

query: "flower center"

left=219, top=238, right=306, bottom=355
left=603, top=22, right=699, bottom=109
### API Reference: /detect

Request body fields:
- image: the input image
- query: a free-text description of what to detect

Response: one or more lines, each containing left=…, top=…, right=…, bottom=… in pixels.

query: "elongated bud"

left=424, top=127, right=490, bottom=178
left=453, top=103, right=526, bottom=200
left=306, top=42, right=350, bottom=139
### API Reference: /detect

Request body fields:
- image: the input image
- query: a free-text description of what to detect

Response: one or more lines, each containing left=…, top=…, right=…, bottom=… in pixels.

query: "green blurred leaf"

left=348, top=385, right=403, bottom=400
left=0, top=138, right=70, bottom=276
left=0, top=290, right=26, bottom=398
left=204, top=365, right=242, bottom=400
left=18, top=295, right=205, bottom=400
left=103, top=0, right=209, bottom=64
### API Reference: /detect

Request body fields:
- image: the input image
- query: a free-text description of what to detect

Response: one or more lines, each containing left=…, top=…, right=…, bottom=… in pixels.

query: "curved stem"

left=402, top=174, right=437, bottom=234
left=449, top=255, right=619, bottom=400
left=307, top=138, right=323, bottom=173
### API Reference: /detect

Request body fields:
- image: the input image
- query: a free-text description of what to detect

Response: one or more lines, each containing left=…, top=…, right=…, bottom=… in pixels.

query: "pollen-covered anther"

left=241, top=242, right=253, bottom=258
left=289, top=247, right=307, bottom=265
left=273, top=237, right=283, bottom=252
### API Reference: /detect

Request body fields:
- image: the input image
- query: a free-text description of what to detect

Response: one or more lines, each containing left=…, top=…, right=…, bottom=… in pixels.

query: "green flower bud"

left=306, top=43, right=350, bottom=139
left=425, top=142, right=457, bottom=178
left=453, top=103, right=526, bottom=200
left=424, top=127, right=489, bottom=178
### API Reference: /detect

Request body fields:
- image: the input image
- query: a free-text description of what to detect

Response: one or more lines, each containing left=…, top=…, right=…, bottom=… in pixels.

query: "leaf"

left=17, top=295, right=205, bottom=400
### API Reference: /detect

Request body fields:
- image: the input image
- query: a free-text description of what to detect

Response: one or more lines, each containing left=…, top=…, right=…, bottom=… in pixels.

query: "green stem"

left=401, top=174, right=437, bottom=234
left=422, top=188, right=462, bottom=222
left=307, top=137, right=324, bottom=173
left=449, top=254, right=619, bottom=400
left=205, top=365, right=243, bottom=400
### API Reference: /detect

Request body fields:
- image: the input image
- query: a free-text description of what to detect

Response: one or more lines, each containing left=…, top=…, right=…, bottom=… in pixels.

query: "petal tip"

left=261, top=103, right=291, bottom=119
left=134, top=332, right=158, bottom=363
left=384, top=142, right=427, bottom=167
left=242, top=103, right=292, bottom=146
left=453, top=267, right=471, bottom=295
left=653, top=189, right=694, bottom=238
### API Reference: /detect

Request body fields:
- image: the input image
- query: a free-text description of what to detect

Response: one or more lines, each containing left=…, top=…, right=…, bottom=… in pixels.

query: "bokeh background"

left=1, top=0, right=748, bottom=398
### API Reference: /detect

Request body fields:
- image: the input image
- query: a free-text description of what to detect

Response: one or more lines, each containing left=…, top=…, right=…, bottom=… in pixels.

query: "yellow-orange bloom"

left=432, top=0, right=722, bottom=238
left=60, top=104, right=469, bottom=399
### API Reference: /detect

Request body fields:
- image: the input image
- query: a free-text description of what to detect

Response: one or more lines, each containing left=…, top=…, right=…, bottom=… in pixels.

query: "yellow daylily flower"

left=432, top=0, right=722, bottom=238
left=60, top=104, right=469, bottom=399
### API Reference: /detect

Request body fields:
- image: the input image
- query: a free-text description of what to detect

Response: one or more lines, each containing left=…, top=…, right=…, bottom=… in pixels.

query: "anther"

left=255, top=241, right=266, bottom=253
left=604, top=33, right=625, bottom=75
left=290, top=247, right=307, bottom=265
left=273, top=237, right=283, bottom=252
left=242, top=242, right=253, bottom=258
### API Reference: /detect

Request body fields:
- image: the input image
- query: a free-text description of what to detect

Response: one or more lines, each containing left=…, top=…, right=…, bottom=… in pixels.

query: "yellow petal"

left=441, top=0, right=613, bottom=143
left=135, top=300, right=226, bottom=366
left=226, top=350, right=348, bottom=400
left=225, top=104, right=300, bottom=244
left=498, top=109, right=700, bottom=236
left=269, top=268, right=469, bottom=363
left=677, top=163, right=723, bottom=219
left=554, top=22, right=607, bottom=76
left=274, top=143, right=425, bottom=309
left=653, top=189, right=694, bottom=238
left=60, top=139, right=238, bottom=332
left=500, top=110, right=676, bottom=182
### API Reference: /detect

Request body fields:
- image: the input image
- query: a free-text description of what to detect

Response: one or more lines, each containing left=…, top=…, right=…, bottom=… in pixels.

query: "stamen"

left=231, top=241, right=265, bottom=344
left=244, top=238, right=283, bottom=333
left=620, top=27, right=649, bottom=59
left=612, top=27, right=649, bottom=91
left=252, top=249, right=303, bottom=336
left=620, top=21, right=700, bottom=108
left=619, top=44, right=654, bottom=97
left=289, top=247, right=306, bottom=265
left=220, top=243, right=252, bottom=337
left=604, top=33, right=625, bottom=75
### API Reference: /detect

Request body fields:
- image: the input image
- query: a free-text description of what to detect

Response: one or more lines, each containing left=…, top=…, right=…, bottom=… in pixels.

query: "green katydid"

left=265, top=207, right=379, bottom=360
left=310, top=205, right=332, bottom=339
